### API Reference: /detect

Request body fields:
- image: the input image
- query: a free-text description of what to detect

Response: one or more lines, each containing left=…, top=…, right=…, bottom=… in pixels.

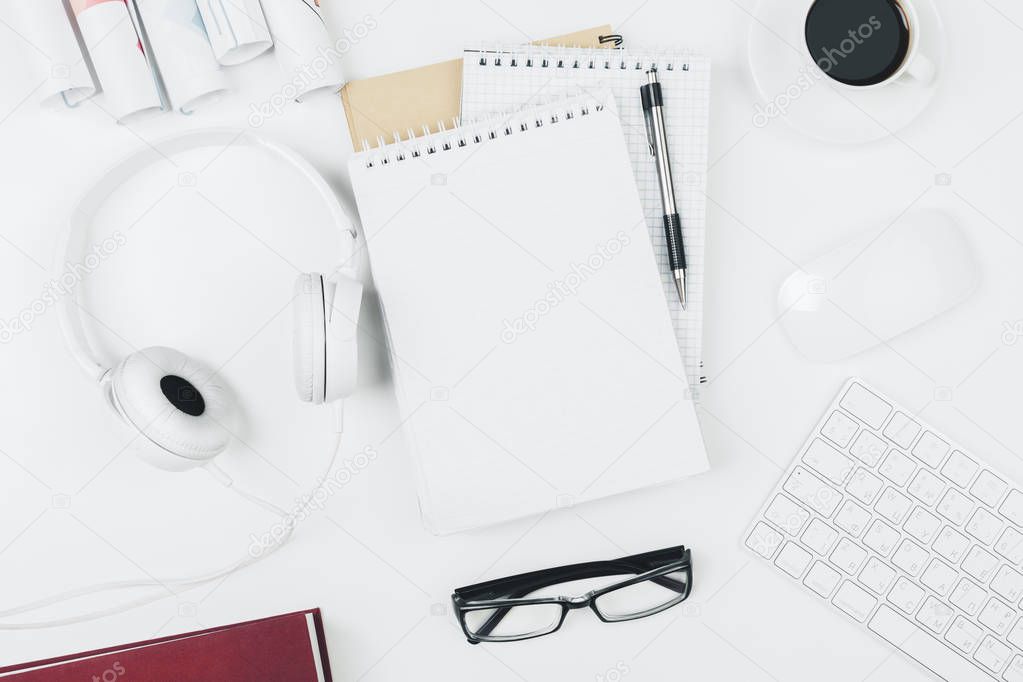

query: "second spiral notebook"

left=349, top=91, right=709, bottom=534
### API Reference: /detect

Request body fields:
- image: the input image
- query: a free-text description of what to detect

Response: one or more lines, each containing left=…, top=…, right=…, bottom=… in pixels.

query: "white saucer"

left=747, top=0, right=945, bottom=144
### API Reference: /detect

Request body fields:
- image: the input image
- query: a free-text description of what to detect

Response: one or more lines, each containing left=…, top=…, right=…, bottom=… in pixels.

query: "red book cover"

left=0, top=609, right=332, bottom=682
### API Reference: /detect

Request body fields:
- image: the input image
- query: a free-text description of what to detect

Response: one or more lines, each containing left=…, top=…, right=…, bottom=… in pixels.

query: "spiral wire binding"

left=358, top=93, right=611, bottom=169
left=470, top=44, right=693, bottom=74
left=355, top=44, right=698, bottom=157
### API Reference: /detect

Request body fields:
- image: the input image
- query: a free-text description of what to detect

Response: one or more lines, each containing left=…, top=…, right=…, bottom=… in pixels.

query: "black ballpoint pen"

left=640, top=68, right=687, bottom=310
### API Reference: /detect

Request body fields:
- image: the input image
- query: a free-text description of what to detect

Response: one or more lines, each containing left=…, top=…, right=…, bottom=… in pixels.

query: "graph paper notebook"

left=461, top=46, right=712, bottom=400
left=348, top=92, right=708, bottom=534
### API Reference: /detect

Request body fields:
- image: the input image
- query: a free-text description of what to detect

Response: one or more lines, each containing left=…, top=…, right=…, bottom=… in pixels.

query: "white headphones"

left=57, top=129, right=363, bottom=471
left=0, top=130, right=365, bottom=630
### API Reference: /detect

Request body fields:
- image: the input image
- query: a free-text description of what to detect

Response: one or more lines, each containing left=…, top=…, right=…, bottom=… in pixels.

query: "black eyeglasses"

left=451, top=546, right=692, bottom=644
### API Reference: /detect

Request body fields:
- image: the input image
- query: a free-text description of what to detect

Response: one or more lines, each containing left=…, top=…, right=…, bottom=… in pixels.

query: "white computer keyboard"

left=746, top=379, right=1023, bottom=682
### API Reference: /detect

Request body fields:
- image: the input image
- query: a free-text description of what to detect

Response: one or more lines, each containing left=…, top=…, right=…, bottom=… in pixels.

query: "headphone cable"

left=0, top=409, right=344, bottom=629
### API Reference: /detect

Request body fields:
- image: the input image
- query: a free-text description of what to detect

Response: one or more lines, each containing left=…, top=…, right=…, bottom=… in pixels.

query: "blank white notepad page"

left=461, top=47, right=711, bottom=400
left=348, top=94, right=708, bottom=533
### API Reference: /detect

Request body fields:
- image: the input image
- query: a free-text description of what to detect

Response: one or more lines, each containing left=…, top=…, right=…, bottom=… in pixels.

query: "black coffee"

left=805, top=0, right=911, bottom=86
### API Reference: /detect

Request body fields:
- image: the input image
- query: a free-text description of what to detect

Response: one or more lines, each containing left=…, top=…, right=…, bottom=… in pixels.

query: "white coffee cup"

left=196, top=0, right=273, bottom=66
left=806, top=0, right=935, bottom=89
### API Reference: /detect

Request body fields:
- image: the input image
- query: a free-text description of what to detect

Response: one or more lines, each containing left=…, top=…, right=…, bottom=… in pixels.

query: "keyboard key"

left=908, top=469, right=945, bottom=506
left=840, top=383, right=891, bottom=430
left=832, top=580, right=877, bottom=622
left=875, top=487, right=913, bottom=525
left=1000, top=489, right=1023, bottom=526
left=972, top=471, right=1008, bottom=507
left=834, top=500, right=871, bottom=537
left=932, top=526, right=970, bottom=564
left=1008, top=619, right=1023, bottom=649
left=858, top=557, right=896, bottom=595
left=764, top=494, right=810, bottom=536
left=975, top=635, right=1012, bottom=675
left=966, top=508, right=1003, bottom=545
left=846, top=468, right=884, bottom=506
left=945, top=616, right=983, bottom=655
left=804, top=561, right=841, bottom=598
left=885, top=412, right=921, bottom=450
left=921, top=559, right=957, bottom=596
left=863, top=519, right=900, bottom=557
left=775, top=542, right=813, bottom=579
left=801, top=519, right=839, bottom=555
left=941, top=450, right=979, bottom=487
left=995, top=527, right=1023, bottom=564
left=803, top=439, right=855, bottom=485
left=936, top=488, right=973, bottom=526
left=784, top=467, right=842, bottom=517
left=902, top=507, right=941, bottom=544
left=746, top=522, right=783, bottom=559
left=821, top=411, right=858, bottom=448
left=916, top=596, right=955, bottom=634
left=979, top=597, right=1015, bottom=635
left=950, top=578, right=987, bottom=616
left=870, top=606, right=994, bottom=682
left=830, top=538, right=867, bottom=575
left=888, top=577, right=926, bottom=614
left=879, top=450, right=916, bottom=486
left=892, top=539, right=929, bottom=577
left=850, top=430, right=887, bottom=467
left=1005, top=655, right=1023, bottom=682
left=962, top=546, right=999, bottom=583
left=912, top=431, right=950, bottom=468
left=991, top=566, right=1023, bottom=603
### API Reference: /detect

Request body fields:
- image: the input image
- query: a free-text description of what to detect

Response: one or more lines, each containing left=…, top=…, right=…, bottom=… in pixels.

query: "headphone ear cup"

left=108, top=347, right=235, bottom=471
left=293, top=273, right=326, bottom=404
left=323, top=273, right=363, bottom=403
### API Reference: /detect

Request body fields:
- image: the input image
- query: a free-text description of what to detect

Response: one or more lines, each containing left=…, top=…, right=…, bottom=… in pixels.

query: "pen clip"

left=643, top=112, right=656, bottom=157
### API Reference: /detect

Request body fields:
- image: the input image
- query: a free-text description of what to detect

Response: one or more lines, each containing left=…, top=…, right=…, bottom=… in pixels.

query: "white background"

left=2, top=0, right=1023, bottom=680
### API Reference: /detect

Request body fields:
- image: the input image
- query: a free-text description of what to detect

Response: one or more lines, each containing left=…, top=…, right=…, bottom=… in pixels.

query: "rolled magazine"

left=71, top=0, right=163, bottom=122
left=10, top=0, right=96, bottom=107
left=260, top=0, right=345, bottom=101
left=134, top=0, right=227, bottom=113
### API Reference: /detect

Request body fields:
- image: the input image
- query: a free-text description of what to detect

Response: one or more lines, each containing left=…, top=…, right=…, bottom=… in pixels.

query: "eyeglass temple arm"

left=460, top=548, right=690, bottom=639
left=456, top=547, right=686, bottom=602
left=492, top=562, right=688, bottom=600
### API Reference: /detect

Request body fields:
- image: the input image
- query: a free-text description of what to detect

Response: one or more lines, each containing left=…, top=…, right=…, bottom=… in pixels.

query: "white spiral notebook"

left=461, top=46, right=712, bottom=400
left=348, top=92, right=709, bottom=534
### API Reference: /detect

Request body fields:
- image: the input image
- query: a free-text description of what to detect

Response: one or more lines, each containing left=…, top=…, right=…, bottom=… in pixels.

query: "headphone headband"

left=57, top=128, right=358, bottom=381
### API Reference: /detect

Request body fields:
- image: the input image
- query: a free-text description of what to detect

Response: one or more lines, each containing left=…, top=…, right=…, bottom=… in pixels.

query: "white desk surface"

left=2, top=0, right=1022, bottom=680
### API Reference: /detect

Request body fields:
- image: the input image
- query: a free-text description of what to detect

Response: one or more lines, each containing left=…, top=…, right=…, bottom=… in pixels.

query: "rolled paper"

left=10, top=0, right=96, bottom=107
left=260, top=0, right=346, bottom=101
left=195, top=0, right=273, bottom=66
left=134, top=0, right=227, bottom=113
left=72, top=0, right=163, bottom=122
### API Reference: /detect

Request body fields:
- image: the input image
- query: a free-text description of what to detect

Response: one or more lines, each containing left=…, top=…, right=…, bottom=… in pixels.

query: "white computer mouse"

left=778, top=209, right=979, bottom=362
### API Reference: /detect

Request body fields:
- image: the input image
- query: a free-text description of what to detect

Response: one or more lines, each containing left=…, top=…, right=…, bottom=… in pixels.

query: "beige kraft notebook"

left=339, top=25, right=616, bottom=150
